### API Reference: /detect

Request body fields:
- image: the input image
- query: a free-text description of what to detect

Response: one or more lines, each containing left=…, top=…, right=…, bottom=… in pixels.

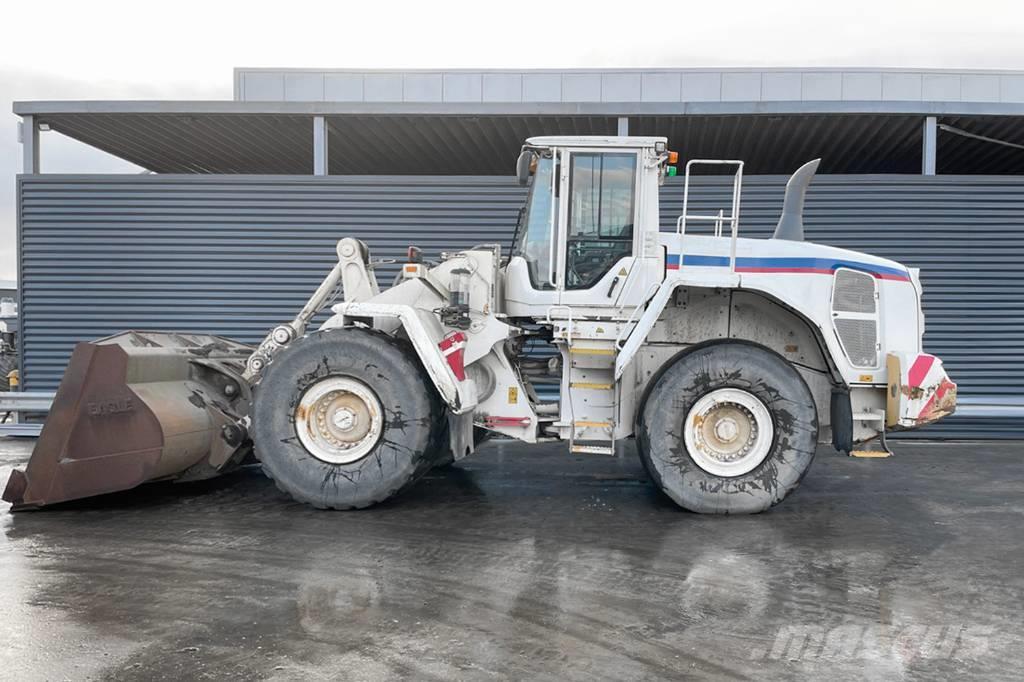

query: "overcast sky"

left=2, top=0, right=1023, bottom=282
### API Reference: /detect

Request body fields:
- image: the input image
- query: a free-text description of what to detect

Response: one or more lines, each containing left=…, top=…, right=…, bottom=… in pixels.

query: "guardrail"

left=0, top=391, right=54, bottom=437
left=677, top=159, right=745, bottom=273
left=954, top=396, right=1024, bottom=418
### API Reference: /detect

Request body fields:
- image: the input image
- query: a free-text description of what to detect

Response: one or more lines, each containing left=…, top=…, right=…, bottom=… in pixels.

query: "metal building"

left=14, top=67, right=1024, bottom=436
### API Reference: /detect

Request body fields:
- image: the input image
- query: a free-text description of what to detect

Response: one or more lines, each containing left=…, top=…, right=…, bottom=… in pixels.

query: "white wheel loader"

left=3, top=136, right=957, bottom=513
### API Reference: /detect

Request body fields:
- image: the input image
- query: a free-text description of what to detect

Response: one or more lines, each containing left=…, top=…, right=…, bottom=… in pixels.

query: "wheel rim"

left=295, top=376, right=383, bottom=464
left=683, top=388, right=774, bottom=477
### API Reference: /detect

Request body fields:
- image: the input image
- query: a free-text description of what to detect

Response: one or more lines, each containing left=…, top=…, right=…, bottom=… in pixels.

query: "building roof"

left=233, top=67, right=1024, bottom=108
left=14, top=68, right=1024, bottom=176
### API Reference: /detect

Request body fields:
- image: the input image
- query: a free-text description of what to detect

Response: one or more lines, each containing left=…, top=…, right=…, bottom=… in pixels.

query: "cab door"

left=557, top=149, right=648, bottom=311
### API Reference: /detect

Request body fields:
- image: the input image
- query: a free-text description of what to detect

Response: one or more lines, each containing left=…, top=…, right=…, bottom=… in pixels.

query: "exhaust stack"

left=772, top=159, right=821, bottom=241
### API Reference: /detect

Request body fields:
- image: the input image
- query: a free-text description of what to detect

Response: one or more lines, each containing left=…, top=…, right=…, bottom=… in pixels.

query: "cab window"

left=512, top=155, right=557, bottom=289
left=565, top=152, right=636, bottom=290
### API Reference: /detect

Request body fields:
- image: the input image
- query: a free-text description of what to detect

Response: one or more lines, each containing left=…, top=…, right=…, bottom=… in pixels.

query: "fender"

left=326, top=301, right=478, bottom=415
left=615, top=270, right=739, bottom=380
left=615, top=271, right=842, bottom=383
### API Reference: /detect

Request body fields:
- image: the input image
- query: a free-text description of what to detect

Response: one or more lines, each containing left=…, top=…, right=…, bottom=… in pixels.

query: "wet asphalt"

left=1, top=437, right=1023, bottom=681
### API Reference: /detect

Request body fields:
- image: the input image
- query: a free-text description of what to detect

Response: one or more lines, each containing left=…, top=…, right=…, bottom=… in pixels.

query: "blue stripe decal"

left=665, top=253, right=909, bottom=279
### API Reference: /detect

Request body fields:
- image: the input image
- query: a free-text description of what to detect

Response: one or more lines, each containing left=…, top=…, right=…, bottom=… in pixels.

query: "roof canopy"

left=14, top=99, right=1024, bottom=175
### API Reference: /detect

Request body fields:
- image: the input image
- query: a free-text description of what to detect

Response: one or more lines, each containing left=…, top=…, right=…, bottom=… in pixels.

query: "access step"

left=850, top=449, right=892, bottom=458
left=573, top=420, right=612, bottom=429
left=568, top=347, right=615, bottom=356
left=570, top=444, right=615, bottom=456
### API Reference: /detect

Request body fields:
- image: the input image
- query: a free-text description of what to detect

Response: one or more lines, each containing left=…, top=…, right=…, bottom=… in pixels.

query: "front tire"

left=636, top=342, right=818, bottom=514
left=251, top=328, right=444, bottom=509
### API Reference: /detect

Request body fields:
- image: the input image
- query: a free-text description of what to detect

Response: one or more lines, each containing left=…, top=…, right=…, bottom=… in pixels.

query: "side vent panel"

left=832, top=268, right=880, bottom=369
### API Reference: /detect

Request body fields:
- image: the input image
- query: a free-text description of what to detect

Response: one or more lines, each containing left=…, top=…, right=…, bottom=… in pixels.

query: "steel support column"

left=20, top=115, right=39, bottom=174
left=922, top=116, right=937, bottom=175
left=313, top=116, right=328, bottom=176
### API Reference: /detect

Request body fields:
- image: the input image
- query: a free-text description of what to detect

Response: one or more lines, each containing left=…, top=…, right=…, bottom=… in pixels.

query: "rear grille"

left=834, top=318, right=878, bottom=368
left=832, top=268, right=880, bottom=368
left=833, top=269, right=876, bottom=313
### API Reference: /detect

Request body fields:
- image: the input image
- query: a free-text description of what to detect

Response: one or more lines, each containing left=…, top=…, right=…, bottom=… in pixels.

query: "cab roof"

left=525, top=135, right=668, bottom=149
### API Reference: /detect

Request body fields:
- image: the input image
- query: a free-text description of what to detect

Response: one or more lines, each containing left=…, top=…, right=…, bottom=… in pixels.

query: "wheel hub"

left=713, top=417, right=739, bottom=443
left=332, top=408, right=357, bottom=432
left=683, top=388, right=774, bottom=477
left=295, top=377, right=383, bottom=464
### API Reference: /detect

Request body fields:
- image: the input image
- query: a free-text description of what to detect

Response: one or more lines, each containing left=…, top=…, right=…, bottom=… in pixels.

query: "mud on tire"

left=251, top=328, right=446, bottom=509
left=636, top=341, right=818, bottom=514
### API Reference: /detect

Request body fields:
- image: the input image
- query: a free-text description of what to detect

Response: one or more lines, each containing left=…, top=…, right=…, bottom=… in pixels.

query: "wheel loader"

left=2, top=136, right=957, bottom=514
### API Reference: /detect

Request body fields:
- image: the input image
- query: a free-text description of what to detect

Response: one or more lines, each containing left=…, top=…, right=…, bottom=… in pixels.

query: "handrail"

left=615, top=283, right=661, bottom=350
left=545, top=304, right=574, bottom=342
left=548, top=153, right=560, bottom=288
left=677, top=159, right=745, bottom=273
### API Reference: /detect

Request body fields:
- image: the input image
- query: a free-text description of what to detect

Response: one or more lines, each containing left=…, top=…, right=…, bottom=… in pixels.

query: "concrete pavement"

left=2, top=438, right=1023, bottom=680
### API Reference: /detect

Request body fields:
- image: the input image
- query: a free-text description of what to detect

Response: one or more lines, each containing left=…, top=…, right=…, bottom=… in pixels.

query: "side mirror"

left=516, top=149, right=534, bottom=186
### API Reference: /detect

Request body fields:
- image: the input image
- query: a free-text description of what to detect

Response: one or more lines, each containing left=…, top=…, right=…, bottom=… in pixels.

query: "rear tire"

left=636, top=341, right=818, bottom=514
left=251, top=328, right=445, bottom=509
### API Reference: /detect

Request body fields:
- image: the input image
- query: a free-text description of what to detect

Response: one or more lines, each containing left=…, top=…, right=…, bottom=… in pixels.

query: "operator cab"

left=504, top=136, right=672, bottom=319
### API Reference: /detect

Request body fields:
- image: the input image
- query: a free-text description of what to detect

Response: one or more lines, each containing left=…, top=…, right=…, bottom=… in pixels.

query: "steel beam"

left=20, top=100, right=1024, bottom=118
left=922, top=116, right=937, bottom=175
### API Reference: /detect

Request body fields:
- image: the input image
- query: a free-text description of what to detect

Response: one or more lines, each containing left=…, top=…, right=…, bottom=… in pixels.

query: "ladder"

left=566, top=340, right=618, bottom=456
left=548, top=312, right=620, bottom=456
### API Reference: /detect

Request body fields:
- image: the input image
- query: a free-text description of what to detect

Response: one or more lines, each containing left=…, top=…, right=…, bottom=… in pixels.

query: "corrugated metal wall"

left=19, top=174, right=1024, bottom=437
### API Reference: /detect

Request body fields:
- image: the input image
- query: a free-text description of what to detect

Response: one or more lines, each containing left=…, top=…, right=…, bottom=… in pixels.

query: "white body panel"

left=615, top=233, right=923, bottom=389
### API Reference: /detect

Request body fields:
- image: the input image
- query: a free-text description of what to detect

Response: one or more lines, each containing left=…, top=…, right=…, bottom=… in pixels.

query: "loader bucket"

left=2, top=332, right=253, bottom=510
